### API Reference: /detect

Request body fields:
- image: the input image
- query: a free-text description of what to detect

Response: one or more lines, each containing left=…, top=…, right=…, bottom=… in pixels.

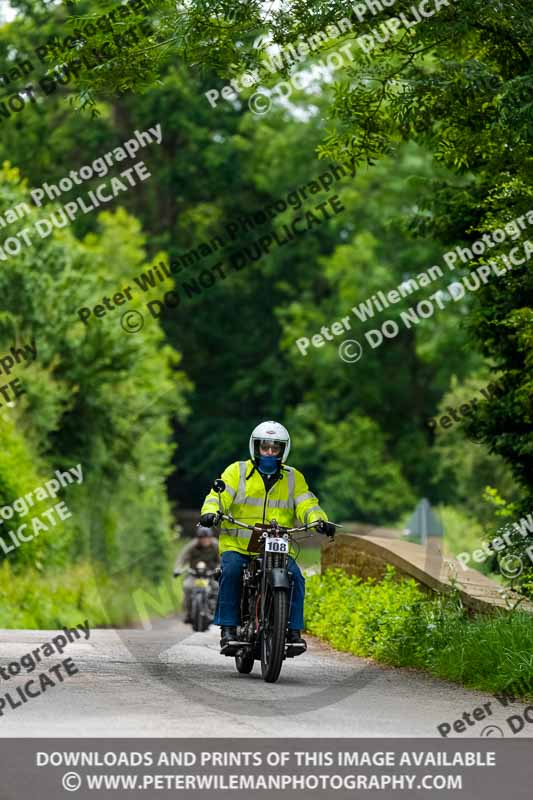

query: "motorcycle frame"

left=239, top=534, right=294, bottom=653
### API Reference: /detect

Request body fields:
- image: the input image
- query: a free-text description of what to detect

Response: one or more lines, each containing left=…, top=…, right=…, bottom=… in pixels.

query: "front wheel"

left=192, top=594, right=210, bottom=632
left=261, top=589, right=288, bottom=683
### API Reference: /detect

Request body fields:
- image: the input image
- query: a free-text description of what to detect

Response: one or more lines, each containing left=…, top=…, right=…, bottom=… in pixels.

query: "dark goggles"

left=258, top=439, right=284, bottom=455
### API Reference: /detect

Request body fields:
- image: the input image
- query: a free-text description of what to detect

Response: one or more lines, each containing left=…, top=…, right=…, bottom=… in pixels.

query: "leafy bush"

left=431, top=375, right=521, bottom=524
left=432, top=505, right=482, bottom=558
left=286, top=407, right=415, bottom=524
left=0, top=166, right=191, bottom=583
left=0, top=560, right=181, bottom=630
left=306, top=567, right=533, bottom=697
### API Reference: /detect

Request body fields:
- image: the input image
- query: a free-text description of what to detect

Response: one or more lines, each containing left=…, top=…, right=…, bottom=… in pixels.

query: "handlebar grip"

left=316, top=520, right=337, bottom=537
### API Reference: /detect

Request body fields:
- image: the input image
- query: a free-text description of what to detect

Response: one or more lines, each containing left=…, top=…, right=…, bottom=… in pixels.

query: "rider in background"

left=199, top=421, right=335, bottom=649
left=173, top=526, right=219, bottom=624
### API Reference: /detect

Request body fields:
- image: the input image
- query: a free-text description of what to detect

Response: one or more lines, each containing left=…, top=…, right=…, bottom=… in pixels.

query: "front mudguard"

left=269, top=567, right=290, bottom=590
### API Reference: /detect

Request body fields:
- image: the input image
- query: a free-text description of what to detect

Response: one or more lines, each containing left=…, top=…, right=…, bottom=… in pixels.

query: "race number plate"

left=265, top=537, right=288, bottom=553
left=194, top=578, right=208, bottom=587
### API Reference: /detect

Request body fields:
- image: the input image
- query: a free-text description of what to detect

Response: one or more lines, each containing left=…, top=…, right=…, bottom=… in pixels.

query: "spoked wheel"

left=261, top=589, right=288, bottom=683
left=235, top=648, right=255, bottom=674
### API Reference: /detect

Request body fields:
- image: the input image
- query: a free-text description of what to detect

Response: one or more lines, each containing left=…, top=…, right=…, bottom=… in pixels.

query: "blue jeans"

left=214, top=551, right=305, bottom=630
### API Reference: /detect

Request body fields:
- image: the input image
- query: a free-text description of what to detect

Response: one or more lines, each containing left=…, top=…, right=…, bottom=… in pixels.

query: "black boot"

left=287, top=629, right=306, bottom=646
left=220, top=626, right=237, bottom=647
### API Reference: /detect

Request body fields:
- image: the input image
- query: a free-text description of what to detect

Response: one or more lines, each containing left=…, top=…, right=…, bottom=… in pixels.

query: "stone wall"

left=321, top=531, right=533, bottom=616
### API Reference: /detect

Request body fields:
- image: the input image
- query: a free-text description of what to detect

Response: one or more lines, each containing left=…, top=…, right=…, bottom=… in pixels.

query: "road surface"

left=0, top=619, right=528, bottom=738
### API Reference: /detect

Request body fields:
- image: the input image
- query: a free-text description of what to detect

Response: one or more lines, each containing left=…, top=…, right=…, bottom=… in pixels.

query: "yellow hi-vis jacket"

left=201, top=460, right=328, bottom=556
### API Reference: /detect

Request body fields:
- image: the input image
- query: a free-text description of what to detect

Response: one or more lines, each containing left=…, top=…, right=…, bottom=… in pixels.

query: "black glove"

left=316, top=520, right=336, bottom=537
left=200, top=513, right=218, bottom=527
left=173, top=569, right=182, bottom=578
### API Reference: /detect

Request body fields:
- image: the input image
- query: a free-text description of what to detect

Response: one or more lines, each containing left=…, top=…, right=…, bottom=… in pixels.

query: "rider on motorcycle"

left=199, top=421, right=335, bottom=649
left=173, top=526, right=219, bottom=624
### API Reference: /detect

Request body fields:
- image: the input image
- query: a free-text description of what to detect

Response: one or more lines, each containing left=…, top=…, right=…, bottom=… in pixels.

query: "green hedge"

left=0, top=561, right=181, bottom=630
left=305, top=567, right=533, bottom=697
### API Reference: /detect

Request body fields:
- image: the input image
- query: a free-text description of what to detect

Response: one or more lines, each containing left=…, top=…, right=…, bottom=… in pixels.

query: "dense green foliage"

left=0, top=162, right=190, bottom=609
left=0, top=0, right=531, bottom=615
left=0, top=559, right=182, bottom=628
left=306, top=568, right=533, bottom=696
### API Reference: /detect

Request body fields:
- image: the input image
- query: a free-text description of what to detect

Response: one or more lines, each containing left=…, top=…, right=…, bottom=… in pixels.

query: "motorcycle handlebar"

left=216, top=513, right=341, bottom=535
left=186, top=567, right=217, bottom=577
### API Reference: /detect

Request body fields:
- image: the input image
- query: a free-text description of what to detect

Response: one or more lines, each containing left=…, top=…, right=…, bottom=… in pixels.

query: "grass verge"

left=305, top=567, right=533, bottom=699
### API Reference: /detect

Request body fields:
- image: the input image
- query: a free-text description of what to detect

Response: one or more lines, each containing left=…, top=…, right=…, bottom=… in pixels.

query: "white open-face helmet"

left=249, top=420, right=291, bottom=463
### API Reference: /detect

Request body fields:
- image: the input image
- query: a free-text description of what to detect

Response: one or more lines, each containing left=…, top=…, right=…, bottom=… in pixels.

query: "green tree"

left=3, top=0, right=530, bottom=568
left=0, top=163, right=191, bottom=580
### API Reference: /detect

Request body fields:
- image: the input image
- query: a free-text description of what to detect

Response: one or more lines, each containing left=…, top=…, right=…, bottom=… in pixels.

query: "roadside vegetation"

left=0, top=0, right=531, bottom=621
left=306, top=568, right=533, bottom=698
left=0, top=559, right=181, bottom=629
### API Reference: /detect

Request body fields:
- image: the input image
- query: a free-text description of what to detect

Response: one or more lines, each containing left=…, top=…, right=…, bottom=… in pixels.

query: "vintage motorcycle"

left=211, top=478, right=340, bottom=683
left=188, top=561, right=219, bottom=632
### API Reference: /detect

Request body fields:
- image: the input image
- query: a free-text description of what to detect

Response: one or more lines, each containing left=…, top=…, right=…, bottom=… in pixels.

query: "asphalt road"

left=0, top=619, right=529, bottom=738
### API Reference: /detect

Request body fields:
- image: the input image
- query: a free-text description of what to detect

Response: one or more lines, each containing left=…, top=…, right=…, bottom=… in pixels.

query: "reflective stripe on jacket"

left=201, top=459, right=328, bottom=556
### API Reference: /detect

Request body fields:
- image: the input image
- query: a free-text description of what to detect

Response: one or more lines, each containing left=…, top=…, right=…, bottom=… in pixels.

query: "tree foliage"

left=0, top=165, right=191, bottom=580
left=0, top=0, right=531, bottom=594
